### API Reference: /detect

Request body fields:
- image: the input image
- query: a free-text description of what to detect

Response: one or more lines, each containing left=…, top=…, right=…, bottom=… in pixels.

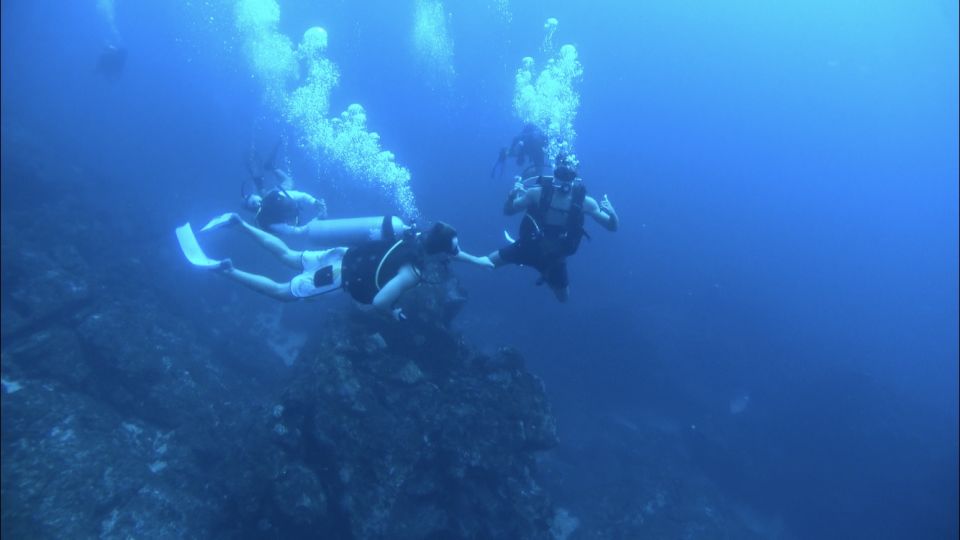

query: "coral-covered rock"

left=272, top=313, right=559, bottom=539
left=0, top=380, right=219, bottom=539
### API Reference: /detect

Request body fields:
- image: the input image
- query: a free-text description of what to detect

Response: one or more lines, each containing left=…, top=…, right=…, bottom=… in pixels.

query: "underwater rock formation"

left=267, top=310, right=558, bottom=538
left=1, top=152, right=558, bottom=538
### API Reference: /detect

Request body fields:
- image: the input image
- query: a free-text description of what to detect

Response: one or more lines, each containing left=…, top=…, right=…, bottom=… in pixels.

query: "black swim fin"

left=263, top=139, right=282, bottom=172
left=490, top=148, right=507, bottom=179
left=243, top=153, right=265, bottom=192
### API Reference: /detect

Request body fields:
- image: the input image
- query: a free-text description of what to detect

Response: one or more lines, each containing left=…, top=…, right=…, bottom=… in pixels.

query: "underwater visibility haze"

left=1, top=0, right=957, bottom=538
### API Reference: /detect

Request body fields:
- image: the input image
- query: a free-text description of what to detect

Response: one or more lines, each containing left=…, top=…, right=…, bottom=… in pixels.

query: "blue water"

left=2, top=1, right=957, bottom=538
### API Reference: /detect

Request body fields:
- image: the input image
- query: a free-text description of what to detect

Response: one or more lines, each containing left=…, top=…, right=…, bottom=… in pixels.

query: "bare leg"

left=267, top=223, right=309, bottom=241
left=237, top=220, right=301, bottom=269
left=487, top=250, right=507, bottom=268
left=220, top=266, right=296, bottom=302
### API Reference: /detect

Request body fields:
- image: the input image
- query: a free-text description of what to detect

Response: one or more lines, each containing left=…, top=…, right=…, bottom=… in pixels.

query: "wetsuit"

left=498, top=176, right=587, bottom=290
left=289, top=230, right=424, bottom=304
left=341, top=235, right=423, bottom=304
left=255, top=189, right=315, bottom=230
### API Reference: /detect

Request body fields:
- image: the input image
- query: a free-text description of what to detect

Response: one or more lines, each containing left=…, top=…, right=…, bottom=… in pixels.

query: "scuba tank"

left=303, top=216, right=410, bottom=247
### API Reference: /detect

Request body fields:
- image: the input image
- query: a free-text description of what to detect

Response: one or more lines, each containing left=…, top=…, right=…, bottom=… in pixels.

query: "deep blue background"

left=2, top=1, right=957, bottom=538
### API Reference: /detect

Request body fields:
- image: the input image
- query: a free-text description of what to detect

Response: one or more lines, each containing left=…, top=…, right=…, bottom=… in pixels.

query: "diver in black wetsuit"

left=489, top=153, right=619, bottom=302
left=491, top=124, right=547, bottom=180
left=202, top=215, right=492, bottom=320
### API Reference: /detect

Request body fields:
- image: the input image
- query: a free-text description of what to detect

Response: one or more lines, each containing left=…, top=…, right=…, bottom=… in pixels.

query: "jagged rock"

left=272, top=313, right=559, bottom=539
left=0, top=248, right=95, bottom=345
left=0, top=380, right=218, bottom=539
left=394, top=361, right=424, bottom=384
left=362, top=332, right=387, bottom=353
left=473, top=346, right=526, bottom=373
left=4, top=327, right=91, bottom=387
left=397, top=259, right=469, bottom=327
left=271, top=463, right=328, bottom=526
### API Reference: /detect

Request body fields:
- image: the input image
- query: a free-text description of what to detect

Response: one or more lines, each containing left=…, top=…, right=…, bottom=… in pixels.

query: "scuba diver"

left=491, top=124, right=547, bottom=180
left=179, top=214, right=493, bottom=320
left=488, top=153, right=619, bottom=302
left=95, top=44, right=127, bottom=79
left=242, top=144, right=328, bottom=237
left=237, top=144, right=417, bottom=247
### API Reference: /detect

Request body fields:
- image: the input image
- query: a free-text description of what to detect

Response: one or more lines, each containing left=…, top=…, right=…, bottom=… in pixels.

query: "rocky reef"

left=0, top=152, right=558, bottom=539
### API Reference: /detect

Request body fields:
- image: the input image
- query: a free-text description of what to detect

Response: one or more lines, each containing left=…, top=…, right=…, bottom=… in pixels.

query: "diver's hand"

left=600, top=195, right=619, bottom=231
left=214, top=258, right=234, bottom=272
left=600, top=195, right=616, bottom=216
left=504, top=178, right=527, bottom=215
left=478, top=256, right=495, bottom=270
left=226, top=213, right=243, bottom=226
left=392, top=307, right=407, bottom=321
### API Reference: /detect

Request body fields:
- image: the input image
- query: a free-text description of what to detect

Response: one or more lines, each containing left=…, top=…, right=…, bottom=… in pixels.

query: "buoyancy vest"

left=518, top=176, right=588, bottom=257
left=341, top=232, right=424, bottom=304
left=256, top=189, right=300, bottom=228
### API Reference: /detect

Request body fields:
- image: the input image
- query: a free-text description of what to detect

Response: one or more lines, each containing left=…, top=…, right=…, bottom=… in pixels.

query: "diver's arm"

left=234, top=216, right=304, bottom=269
left=266, top=222, right=308, bottom=239
left=372, top=264, right=421, bottom=315
left=286, top=190, right=317, bottom=205
left=584, top=195, right=619, bottom=232
left=287, top=190, right=328, bottom=219
left=503, top=184, right=536, bottom=215
left=272, top=169, right=295, bottom=189
left=453, top=250, right=495, bottom=269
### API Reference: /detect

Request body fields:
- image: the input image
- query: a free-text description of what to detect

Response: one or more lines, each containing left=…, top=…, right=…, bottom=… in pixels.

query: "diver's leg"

left=218, top=265, right=297, bottom=302
left=544, top=258, right=570, bottom=303
left=551, top=285, right=570, bottom=303
left=238, top=220, right=302, bottom=269
left=487, top=242, right=535, bottom=268
left=488, top=243, right=523, bottom=269
left=268, top=223, right=309, bottom=241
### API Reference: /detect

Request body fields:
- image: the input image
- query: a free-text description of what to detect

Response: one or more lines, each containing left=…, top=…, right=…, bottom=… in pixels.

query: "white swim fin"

left=175, top=223, right=222, bottom=268
left=200, top=212, right=235, bottom=232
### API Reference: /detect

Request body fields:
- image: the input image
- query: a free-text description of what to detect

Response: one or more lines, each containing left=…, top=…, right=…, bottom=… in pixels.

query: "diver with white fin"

left=177, top=214, right=493, bottom=320
left=489, top=153, right=619, bottom=302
